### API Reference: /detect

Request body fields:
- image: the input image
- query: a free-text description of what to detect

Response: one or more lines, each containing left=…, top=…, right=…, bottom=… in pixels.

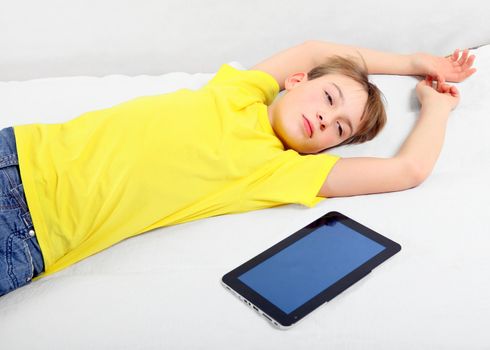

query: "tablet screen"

left=237, top=220, right=386, bottom=314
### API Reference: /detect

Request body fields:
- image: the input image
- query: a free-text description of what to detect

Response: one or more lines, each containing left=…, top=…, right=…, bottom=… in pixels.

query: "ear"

left=284, top=72, right=308, bottom=91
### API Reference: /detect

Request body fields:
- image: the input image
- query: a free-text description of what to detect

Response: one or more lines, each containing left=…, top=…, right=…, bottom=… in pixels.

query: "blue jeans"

left=0, top=126, right=45, bottom=296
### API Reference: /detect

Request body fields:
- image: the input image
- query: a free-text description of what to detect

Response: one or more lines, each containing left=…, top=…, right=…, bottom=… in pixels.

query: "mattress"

left=0, top=45, right=489, bottom=349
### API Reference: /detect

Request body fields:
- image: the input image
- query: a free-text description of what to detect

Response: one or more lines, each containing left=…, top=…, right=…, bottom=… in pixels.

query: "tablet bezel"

left=222, top=211, right=401, bottom=328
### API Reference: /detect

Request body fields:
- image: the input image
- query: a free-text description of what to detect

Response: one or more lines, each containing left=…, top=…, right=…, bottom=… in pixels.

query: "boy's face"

left=267, top=72, right=368, bottom=154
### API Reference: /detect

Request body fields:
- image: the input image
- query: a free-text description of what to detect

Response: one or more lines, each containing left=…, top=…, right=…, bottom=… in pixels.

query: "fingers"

left=439, top=82, right=450, bottom=93
left=448, top=48, right=477, bottom=82
left=426, top=74, right=446, bottom=92
left=458, top=49, right=469, bottom=65
left=451, top=48, right=476, bottom=67
left=452, top=49, right=460, bottom=61
left=422, top=75, right=459, bottom=97
left=465, top=53, right=476, bottom=67
left=446, top=84, right=459, bottom=99
left=437, top=75, right=445, bottom=90
left=425, top=75, right=434, bottom=87
left=450, top=85, right=459, bottom=98
left=440, top=82, right=459, bottom=97
left=462, top=67, right=477, bottom=80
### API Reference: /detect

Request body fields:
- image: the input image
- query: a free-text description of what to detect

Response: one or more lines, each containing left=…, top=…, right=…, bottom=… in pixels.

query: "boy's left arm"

left=252, top=40, right=476, bottom=91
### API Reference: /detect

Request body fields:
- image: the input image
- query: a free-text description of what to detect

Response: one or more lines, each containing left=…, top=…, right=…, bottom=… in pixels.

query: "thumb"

left=435, top=74, right=445, bottom=92
left=425, top=75, right=433, bottom=86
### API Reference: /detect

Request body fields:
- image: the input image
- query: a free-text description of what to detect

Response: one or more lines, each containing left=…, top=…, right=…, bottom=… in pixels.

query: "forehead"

left=310, top=73, right=365, bottom=92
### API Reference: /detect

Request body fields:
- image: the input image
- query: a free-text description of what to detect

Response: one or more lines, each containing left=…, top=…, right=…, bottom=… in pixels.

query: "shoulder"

left=206, top=63, right=280, bottom=105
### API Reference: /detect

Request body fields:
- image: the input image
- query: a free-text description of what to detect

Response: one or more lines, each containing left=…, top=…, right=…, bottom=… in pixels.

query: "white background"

left=1, top=0, right=489, bottom=81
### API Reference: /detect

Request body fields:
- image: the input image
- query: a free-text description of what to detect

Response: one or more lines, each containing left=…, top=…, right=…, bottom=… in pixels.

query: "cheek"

left=302, top=91, right=318, bottom=107
left=288, top=88, right=316, bottom=110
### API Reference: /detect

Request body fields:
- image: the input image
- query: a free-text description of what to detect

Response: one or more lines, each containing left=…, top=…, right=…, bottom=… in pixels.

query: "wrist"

left=420, top=101, right=452, bottom=117
left=384, top=53, right=415, bottom=75
left=409, top=53, right=426, bottom=76
left=401, top=53, right=417, bottom=75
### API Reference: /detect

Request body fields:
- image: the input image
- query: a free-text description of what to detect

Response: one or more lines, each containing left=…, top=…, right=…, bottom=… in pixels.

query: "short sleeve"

left=206, top=64, right=280, bottom=106
left=242, top=151, right=341, bottom=208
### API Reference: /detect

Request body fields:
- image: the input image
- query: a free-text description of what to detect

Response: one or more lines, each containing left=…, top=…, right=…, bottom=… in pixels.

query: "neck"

left=267, top=99, right=277, bottom=127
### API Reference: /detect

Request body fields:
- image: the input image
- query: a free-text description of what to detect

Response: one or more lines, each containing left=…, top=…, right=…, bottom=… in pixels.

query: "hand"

left=411, top=49, right=476, bottom=90
left=416, top=76, right=460, bottom=111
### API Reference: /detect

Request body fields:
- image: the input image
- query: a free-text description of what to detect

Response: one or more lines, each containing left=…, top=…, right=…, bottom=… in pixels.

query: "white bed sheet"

left=0, top=46, right=489, bottom=349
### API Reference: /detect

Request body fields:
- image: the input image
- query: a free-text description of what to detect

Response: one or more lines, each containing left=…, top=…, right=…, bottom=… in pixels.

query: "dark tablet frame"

left=222, top=211, right=401, bottom=329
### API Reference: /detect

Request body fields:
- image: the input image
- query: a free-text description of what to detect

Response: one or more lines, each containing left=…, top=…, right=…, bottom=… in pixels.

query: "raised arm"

left=318, top=77, right=460, bottom=198
left=252, top=40, right=476, bottom=91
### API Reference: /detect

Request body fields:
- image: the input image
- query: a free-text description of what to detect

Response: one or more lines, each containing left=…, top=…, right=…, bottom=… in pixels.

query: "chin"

left=278, top=134, right=315, bottom=154
left=298, top=143, right=328, bottom=154
left=274, top=122, right=321, bottom=154
left=287, top=142, right=319, bottom=155
left=299, top=148, right=321, bottom=155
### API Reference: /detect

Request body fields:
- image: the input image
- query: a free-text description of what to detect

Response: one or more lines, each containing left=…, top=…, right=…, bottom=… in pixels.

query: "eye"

left=337, top=121, right=343, bottom=137
left=324, top=91, right=333, bottom=105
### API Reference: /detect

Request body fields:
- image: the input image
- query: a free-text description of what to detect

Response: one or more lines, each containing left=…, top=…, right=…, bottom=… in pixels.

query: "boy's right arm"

left=252, top=40, right=475, bottom=92
left=319, top=77, right=460, bottom=198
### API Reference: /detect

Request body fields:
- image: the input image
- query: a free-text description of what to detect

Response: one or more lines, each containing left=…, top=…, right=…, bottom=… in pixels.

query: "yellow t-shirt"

left=14, top=64, right=340, bottom=278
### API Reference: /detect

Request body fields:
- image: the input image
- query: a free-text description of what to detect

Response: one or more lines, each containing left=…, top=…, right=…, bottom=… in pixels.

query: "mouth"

left=302, top=114, right=313, bottom=138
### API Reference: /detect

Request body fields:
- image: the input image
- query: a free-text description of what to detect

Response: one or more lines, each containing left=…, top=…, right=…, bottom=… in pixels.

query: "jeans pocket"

left=7, top=231, right=35, bottom=286
left=0, top=208, right=35, bottom=296
left=1, top=165, right=23, bottom=210
left=0, top=176, right=39, bottom=295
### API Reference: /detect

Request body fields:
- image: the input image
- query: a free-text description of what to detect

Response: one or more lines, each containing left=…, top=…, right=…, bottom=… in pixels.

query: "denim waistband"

left=0, top=127, right=19, bottom=168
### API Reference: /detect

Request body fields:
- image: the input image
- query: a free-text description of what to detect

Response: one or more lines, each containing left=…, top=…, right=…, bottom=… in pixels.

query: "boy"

left=0, top=40, right=476, bottom=296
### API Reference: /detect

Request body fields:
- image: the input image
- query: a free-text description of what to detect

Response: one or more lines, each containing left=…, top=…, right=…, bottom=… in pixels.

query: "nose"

left=317, top=112, right=327, bottom=131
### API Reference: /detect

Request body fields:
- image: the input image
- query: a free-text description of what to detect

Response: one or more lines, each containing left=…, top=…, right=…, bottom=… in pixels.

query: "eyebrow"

left=330, top=83, right=352, bottom=136
left=331, top=82, right=345, bottom=104
left=340, top=116, right=353, bottom=137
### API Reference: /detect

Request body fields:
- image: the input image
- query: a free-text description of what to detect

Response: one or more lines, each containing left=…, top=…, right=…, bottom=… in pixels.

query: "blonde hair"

left=307, top=54, right=387, bottom=145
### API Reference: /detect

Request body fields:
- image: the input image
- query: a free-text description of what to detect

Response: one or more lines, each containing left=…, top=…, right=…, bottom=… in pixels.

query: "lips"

left=302, top=115, right=313, bottom=138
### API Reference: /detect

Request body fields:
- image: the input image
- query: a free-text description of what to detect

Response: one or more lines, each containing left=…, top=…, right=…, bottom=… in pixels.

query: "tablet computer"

left=221, top=211, right=401, bottom=329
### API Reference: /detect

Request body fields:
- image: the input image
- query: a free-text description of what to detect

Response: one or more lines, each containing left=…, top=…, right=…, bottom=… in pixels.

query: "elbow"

left=303, top=40, right=319, bottom=47
left=405, top=159, right=430, bottom=188
left=302, top=40, right=318, bottom=56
